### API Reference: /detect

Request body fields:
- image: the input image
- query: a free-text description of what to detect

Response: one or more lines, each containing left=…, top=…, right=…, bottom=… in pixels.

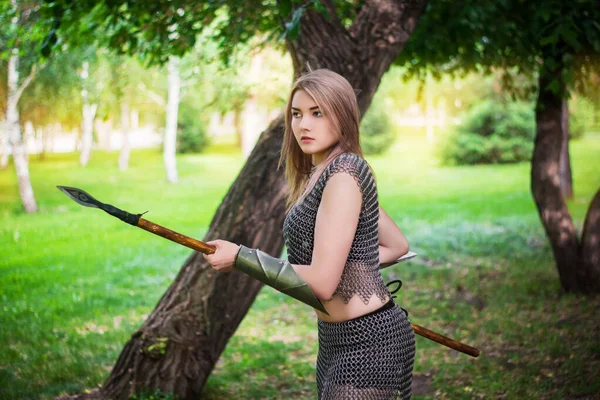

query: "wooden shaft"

left=411, top=322, right=480, bottom=358
left=137, top=218, right=216, bottom=255
left=138, top=218, right=480, bottom=357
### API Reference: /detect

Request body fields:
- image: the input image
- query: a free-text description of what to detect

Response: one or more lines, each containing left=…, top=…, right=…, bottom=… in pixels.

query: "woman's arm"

left=378, top=206, right=409, bottom=264
left=291, top=172, right=362, bottom=300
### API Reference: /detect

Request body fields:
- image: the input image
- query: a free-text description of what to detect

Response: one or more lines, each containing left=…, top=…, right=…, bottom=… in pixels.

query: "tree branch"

left=349, top=0, right=428, bottom=50
left=137, top=82, right=166, bottom=107
left=15, top=62, right=46, bottom=104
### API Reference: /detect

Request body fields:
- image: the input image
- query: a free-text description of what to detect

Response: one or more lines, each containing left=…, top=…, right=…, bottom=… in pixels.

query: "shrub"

left=569, top=96, right=596, bottom=140
left=176, top=104, right=210, bottom=154
left=442, top=100, right=535, bottom=165
left=360, top=101, right=395, bottom=155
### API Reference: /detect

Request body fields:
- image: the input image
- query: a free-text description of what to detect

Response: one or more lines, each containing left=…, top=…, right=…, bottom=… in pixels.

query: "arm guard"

left=235, top=245, right=329, bottom=315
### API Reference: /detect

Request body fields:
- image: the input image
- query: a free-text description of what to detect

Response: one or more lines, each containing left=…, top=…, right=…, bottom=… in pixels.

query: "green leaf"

left=285, top=6, right=304, bottom=41
left=278, top=0, right=292, bottom=18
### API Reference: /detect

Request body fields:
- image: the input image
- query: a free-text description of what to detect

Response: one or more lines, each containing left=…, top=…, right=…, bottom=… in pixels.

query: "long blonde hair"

left=278, top=69, right=363, bottom=211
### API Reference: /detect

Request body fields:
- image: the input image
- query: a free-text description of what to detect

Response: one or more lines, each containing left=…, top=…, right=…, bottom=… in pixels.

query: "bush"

left=569, top=96, right=596, bottom=140
left=360, top=101, right=395, bottom=155
left=176, top=104, right=210, bottom=154
left=442, top=100, right=535, bottom=165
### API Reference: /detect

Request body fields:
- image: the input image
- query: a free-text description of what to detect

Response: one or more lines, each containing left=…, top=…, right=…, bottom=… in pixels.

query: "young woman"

left=204, top=68, right=415, bottom=399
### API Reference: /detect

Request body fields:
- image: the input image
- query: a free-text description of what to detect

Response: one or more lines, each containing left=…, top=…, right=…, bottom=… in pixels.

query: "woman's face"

left=291, top=89, right=339, bottom=165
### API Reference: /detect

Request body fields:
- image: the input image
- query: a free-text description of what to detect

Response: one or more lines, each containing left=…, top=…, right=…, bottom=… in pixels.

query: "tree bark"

left=580, top=189, right=600, bottom=292
left=559, top=99, right=573, bottom=199
left=6, top=51, right=37, bottom=213
left=531, top=60, right=600, bottom=293
left=164, top=56, right=180, bottom=183
left=99, top=1, right=428, bottom=398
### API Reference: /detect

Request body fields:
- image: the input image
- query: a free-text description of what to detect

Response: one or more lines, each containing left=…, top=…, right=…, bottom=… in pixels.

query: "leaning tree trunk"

left=559, top=99, right=573, bottom=199
left=98, top=1, right=428, bottom=399
left=531, top=59, right=600, bottom=293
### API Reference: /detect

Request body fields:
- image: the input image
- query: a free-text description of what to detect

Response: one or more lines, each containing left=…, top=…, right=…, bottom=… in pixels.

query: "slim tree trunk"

left=532, top=59, right=600, bottom=293
left=119, top=103, right=130, bottom=171
left=559, top=99, right=573, bottom=199
left=164, top=56, right=180, bottom=183
left=80, top=62, right=93, bottom=166
left=7, top=50, right=37, bottom=213
left=233, top=104, right=243, bottom=148
left=79, top=103, right=97, bottom=166
left=98, top=1, right=428, bottom=399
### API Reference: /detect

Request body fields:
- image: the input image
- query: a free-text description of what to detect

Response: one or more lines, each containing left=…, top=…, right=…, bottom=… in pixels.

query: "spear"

left=57, top=185, right=480, bottom=358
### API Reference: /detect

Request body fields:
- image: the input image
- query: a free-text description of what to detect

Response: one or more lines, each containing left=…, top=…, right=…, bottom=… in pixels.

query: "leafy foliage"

left=398, top=0, right=600, bottom=97
left=569, top=95, right=598, bottom=140
left=442, top=100, right=535, bottom=165
left=176, top=103, right=209, bottom=154
left=359, top=100, right=395, bottom=155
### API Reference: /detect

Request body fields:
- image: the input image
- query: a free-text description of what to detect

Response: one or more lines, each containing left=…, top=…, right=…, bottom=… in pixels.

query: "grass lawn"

left=1, top=132, right=599, bottom=399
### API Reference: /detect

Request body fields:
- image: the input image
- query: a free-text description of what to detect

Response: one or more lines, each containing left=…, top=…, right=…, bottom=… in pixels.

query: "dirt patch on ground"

left=412, top=373, right=434, bottom=396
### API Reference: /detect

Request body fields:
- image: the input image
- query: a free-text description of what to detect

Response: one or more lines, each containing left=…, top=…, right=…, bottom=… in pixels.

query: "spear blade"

left=57, top=185, right=102, bottom=209
left=57, top=185, right=141, bottom=226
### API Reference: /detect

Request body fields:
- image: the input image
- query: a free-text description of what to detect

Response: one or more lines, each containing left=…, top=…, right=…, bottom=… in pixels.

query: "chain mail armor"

left=283, top=152, right=390, bottom=304
left=283, top=153, right=415, bottom=399
left=317, top=301, right=416, bottom=399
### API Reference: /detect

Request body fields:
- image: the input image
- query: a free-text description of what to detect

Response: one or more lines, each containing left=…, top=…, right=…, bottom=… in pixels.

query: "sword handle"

left=411, top=322, right=480, bottom=357
left=137, top=218, right=217, bottom=255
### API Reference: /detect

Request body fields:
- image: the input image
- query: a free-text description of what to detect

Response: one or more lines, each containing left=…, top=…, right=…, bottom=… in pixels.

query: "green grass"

left=1, top=133, right=599, bottom=399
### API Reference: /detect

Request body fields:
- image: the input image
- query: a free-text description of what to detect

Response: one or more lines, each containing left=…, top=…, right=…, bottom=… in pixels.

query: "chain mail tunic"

left=283, top=152, right=390, bottom=303
left=283, top=153, right=416, bottom=399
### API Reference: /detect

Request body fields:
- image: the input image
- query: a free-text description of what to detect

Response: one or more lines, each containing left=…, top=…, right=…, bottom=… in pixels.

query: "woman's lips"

left=301, top=136, right=314, bottom=143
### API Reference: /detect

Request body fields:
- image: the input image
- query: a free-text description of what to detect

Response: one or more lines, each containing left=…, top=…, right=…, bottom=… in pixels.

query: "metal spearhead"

left=57, top=185, right=142, bottom=226
left=57, top=186, right=103, bottom=209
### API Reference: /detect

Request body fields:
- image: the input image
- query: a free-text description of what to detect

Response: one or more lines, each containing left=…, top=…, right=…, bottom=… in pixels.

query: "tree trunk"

left=119, top=103, right=130, bottom=171
left=559, top=99, right=573, bottom=199
left=241, top=96, right=260, bottom=158
left=233, top=104, right=243, bottom=148
left=99, top=1, right=428, bottom=398
left=80, top=103, right=98, bottom=167
left=6, top=51, right=37, bottom=213
left=164, top=56, right=180, bottom=183
left=580, top=189, right=600, bottom=292
left=37, top=126, right=45, bottom=160
left=531, top=60, right=600, bottom=293
left=80, top=62, right=97, bottom=167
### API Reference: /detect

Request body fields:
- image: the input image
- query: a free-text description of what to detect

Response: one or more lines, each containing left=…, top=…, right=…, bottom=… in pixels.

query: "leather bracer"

left=235, top=245, right=329, bottom=315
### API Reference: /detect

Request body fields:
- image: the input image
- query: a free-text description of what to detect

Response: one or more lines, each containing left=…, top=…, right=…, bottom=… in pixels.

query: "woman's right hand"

left=203, top=239, right=240, bottom=272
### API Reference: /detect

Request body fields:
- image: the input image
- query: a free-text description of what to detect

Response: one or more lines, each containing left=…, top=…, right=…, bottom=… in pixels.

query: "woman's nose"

left=299, top=116, right=312, bottom=130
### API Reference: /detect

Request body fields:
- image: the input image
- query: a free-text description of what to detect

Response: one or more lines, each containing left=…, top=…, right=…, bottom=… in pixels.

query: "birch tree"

left=0, top=0, right=46, bottom=212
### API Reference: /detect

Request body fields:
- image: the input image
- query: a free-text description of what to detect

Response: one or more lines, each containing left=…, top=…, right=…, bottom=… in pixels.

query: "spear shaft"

left=57, top=185, right=480, bottom=358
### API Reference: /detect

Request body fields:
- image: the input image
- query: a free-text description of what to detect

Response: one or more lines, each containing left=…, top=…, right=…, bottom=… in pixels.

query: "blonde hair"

left=278, top=68, right=363, bottom=211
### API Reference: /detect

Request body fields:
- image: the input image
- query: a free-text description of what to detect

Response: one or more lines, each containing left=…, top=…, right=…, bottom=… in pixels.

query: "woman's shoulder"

left=328, top=152, right=368, bottom=170
left=326, top=152, right=371, bottom=177
left=321, top=152, right=373, bottom=192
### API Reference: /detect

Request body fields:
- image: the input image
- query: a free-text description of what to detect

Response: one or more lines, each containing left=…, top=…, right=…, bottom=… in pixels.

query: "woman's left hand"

left=203, top=239, right=240, bottom=272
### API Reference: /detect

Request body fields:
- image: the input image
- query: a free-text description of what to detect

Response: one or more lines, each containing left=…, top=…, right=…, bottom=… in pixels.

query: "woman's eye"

left=292, top=111, right=301, bottom=118
left=313, top=111, right=322, bottom=117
